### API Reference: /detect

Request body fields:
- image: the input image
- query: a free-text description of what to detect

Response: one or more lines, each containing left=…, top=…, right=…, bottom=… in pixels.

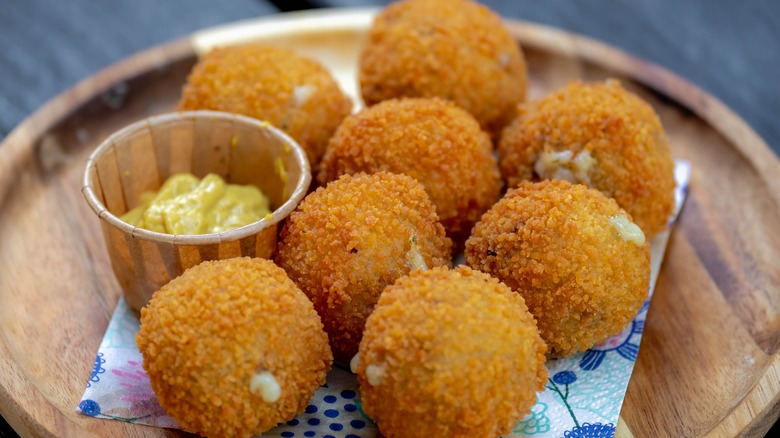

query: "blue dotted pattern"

left=266, top=368, right=376, bottom=438
left=324, top=409, right=339, bottom=418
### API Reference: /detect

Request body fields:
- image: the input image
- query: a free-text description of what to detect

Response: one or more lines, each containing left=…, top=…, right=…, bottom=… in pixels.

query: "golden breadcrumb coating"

left=276, top=172, right=452, bottom=362
left=318, top=98, right=501, bottom=242
left=179, top=44, right=352, bottom=169
left=465, top=180, right=651, bottom=357
left=498, top=79, right=675, bottom=237
left=359, top=0, right=527, bottom=137
left=357, top=266, right=547, bottom=438
left=136, top=258, right=332, bottom=438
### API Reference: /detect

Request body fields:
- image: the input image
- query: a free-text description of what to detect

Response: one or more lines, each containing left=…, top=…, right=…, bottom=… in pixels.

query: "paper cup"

left=82, top=111, right=311, bottom=311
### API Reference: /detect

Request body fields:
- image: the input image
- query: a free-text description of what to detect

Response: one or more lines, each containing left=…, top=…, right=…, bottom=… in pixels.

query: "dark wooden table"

left=2, top=0, right=778, bottom=157
left=1, top=0, right=778, bottom=436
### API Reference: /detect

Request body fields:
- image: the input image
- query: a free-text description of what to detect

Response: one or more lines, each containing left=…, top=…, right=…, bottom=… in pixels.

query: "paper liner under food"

left=78, top=161, right=690, bottom=438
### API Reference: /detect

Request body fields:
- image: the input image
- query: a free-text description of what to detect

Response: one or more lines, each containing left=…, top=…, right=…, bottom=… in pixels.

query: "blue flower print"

left=639, top=299, right=650, bottom=314
left=546, top=371, right=581, bottom=428
left=78, top=398, right=153, bottom=422
left=552, top=371, right=577, bottom=385
left=563, top=422, right=616, bottom=437
left=79, top=399, right=101, bottom=417
left=512, top=401, right=551, bottom=434
left=87, top=352, right=106, bottom=388
left=580, top=320, right=642, bottom=371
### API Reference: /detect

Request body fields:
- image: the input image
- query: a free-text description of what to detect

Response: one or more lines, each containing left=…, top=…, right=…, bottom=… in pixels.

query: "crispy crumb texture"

left=179, top=44, right=352, bottom=168
left=319, top=97, right=501, bottom=241
left=358, top=266, right=547, bottom=437
left=136, top=257, right=332, bottom=438
left=498, top=80, right=675, bottom=237
left=276, top=172, right=452, bottom=362
left=466, top=180, right=651, bottom=357
left=359, top=0, right=527, bottom=136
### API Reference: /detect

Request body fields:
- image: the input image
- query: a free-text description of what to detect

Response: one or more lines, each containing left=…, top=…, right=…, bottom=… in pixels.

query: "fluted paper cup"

left=82, top=111, right=311, bottom=311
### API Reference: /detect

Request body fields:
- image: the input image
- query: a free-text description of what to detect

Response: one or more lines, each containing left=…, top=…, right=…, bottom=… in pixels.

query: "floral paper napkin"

left=78, top=161, right=690, bottom=438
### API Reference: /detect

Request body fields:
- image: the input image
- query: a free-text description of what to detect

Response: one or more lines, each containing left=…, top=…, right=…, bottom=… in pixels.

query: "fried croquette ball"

left=318, top=98, right=501, bottom=241
left=498, top=79, right=675, bottom=237
left=136, top=257, right=332, bottom=438
left=359, top=0, right=527, bottom=137
left=466, top=180, right=651, bottom=357
left=276, top=172, right=452, bottom=362
left=356, top=266, right=547, bottom=438
left=179, top=44, right=352, bottom=168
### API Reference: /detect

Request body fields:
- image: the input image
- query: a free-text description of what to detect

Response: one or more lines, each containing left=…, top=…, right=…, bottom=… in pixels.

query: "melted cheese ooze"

left=534, top=150, right=596, bottom=184
left=293, top=84, right=317, bottom=106
left=350, top=353, right=360, bottom=374
left=610, top=215, right=646, bottom=245
left=250, top=372, right=281, bottom=403
left=365, top=364, right=386, bottom=386
left=405, top=236, right=428, bottom=271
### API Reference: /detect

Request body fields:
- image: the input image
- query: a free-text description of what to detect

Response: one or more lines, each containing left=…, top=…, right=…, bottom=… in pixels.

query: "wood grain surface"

left=0, top=10, right=778, bottom=438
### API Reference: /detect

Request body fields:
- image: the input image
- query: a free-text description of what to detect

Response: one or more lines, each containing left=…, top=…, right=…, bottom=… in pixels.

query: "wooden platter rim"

left=0, top=8, right=778, bottom=437
left=0, top=37, right=194, bottom=438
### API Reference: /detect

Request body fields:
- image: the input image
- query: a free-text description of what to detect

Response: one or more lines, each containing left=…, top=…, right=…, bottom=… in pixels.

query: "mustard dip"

left=120, top=173, right=271, bottom=235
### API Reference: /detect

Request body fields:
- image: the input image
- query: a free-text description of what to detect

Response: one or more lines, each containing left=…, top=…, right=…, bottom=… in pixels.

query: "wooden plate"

left=1, top=8, right=778, bottom=438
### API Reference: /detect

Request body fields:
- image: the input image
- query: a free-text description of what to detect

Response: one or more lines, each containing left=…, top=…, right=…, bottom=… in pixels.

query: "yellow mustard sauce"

left=120, top=173, right=271, bottom=235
